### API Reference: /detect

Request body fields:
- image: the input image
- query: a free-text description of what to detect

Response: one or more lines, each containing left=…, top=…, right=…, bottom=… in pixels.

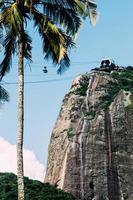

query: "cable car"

left=43, top=66, right=48, bottom=73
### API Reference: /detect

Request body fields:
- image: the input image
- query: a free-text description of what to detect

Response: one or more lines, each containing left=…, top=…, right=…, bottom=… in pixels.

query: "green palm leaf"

left=32, top=9, right=75, bottom=67
left=43, top=2, right=81, bottom=36
left=20, top=30, right=32, bottom=61
left=0, top=85, right=9, bottom=104
left=75, top=0, right=98, bottom=26
left=0, top=29, right=16, bottom=79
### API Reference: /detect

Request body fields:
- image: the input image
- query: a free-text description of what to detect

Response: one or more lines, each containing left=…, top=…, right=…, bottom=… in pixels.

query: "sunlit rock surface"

left=45, top=71, right=133, bottom=200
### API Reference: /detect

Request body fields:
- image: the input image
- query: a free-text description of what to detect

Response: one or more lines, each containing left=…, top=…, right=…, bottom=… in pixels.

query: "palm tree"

left=0, top=0, right=97, bottom=199
left=0, top=85, right=9, bottom=105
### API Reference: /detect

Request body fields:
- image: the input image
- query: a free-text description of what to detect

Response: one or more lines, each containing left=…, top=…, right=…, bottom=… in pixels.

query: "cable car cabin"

left=43, top=66, right=48, bottom=73
left=100, top=58, right=116, bottom=72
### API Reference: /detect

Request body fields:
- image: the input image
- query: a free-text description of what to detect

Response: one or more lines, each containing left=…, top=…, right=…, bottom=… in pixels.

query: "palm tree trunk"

left=17, top=41, right=25, bottom=200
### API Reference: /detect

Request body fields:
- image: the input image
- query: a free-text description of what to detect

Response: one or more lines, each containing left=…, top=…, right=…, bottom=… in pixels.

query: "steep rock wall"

left=45, top=72, right=133, bottom=200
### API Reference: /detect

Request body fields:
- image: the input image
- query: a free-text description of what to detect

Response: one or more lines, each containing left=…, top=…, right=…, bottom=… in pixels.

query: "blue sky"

left=0, top=0, right=133, bottom=171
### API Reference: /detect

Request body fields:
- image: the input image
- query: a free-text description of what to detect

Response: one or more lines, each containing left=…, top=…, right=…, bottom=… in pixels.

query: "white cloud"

left=0, top=137, right=45, bottom=182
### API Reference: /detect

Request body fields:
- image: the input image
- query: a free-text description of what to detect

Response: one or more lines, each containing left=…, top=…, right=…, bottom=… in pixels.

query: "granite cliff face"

left=45, top=71, right=133, bottom=200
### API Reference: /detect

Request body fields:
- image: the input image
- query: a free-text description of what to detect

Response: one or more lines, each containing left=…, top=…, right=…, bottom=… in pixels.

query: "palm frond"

left=0, top=85, right=9, bottom=103
left=0, top=29, right=16, bottom=79
left=0, top=22, right=3, bottom=50
left=89, top=8, right=98, bottom=26
left=0, top=3, right=25, bottom=35
left=33, top=0, right=76, bottom=10
left=74, top=0, right=98, bottom=26
left=0, top=6, right=11, bottom=27
left=57, top=36, right=75, bottom=74
left=19, top=30, right=32, bottom=61
left=0, top=0, right=6, bottom=10
left=24, top=0, right=32, bottom=8
left=10, top=3, right=24, bottom=34
left=43, top=2, right=81, bottom=36
left=33, top=9, right=75, bottom=66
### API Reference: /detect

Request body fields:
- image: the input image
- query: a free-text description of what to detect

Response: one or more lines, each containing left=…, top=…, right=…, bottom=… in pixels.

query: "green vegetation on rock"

left=100, top=81, right=120, bottom=110
left=84, top=110, right=96, bottom=120
left=0, top=173, right=77, bottom=200
left=75, top=82, right=88, bottom=96
left=67, top=127, right=74, bottom=141
left=74, top=76, right=89, bottom=96
left=110, top=70, right=133, bottom=93
left=100, top=69, right=133, bottom=110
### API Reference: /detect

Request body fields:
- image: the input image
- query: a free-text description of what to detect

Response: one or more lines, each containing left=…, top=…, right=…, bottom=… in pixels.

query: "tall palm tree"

left=0, top=0, right=97, bottom=199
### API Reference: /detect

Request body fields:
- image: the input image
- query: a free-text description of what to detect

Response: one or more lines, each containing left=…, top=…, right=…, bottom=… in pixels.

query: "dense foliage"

left=110, top=69, right=133, bottom=94
left=0, top=173, right=77, bottom=200
left=101, top=69, right=133, bottom=110
left=74, top=76, right=89, bottom=96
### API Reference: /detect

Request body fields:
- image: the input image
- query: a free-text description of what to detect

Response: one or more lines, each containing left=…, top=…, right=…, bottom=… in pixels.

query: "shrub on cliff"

left=0, top=173, right=77, bottom=200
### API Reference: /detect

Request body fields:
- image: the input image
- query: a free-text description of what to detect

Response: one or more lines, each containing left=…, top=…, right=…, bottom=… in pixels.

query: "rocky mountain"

left=45, top=70, right=133, bottom=200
